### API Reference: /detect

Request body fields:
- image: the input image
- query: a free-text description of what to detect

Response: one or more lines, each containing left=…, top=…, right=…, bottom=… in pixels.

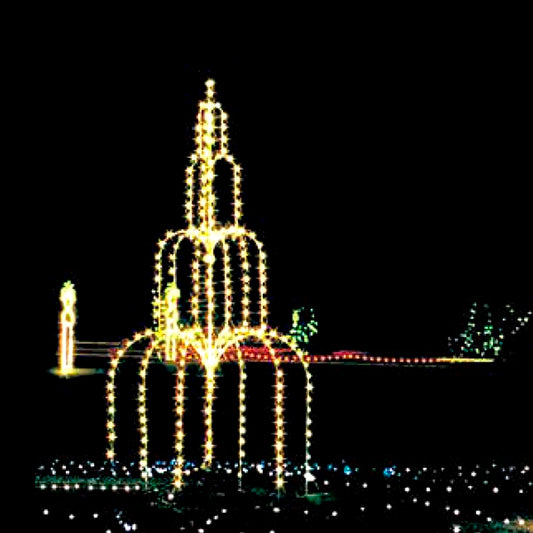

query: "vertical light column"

left=58, top=281, right=77, bottom=375
left=153, top=239, right=166, bottom=333
left=303, top=361, right=313, bottom=495
left=274, top=359, right=285, bottom=493
left=173, top=351, right=187, bottom=490
left=202, top=364, right=216, bottom=468
left=237, top=355, right=247, bottom=489
left=233, top=161, right=243, bottom=227
left=200, top=80, right=216, bottom=232
left=164, top=283, right=180, bottom=363
left=185, top=161, right=196, bottom=228
left=205, top=246, right=216, bottom=334
left=105, top=350, right=121, bottom=461
left=220, top=109, right=229, bottom=156
left=138, top=353, right=150, bottom=482
left=191, top=244, right=201, bottom=323
left=239, top=238, right=251, bottom=327
left=257, top=242, right=268, bottom=327
left=222, top=240, right=233, bottom=325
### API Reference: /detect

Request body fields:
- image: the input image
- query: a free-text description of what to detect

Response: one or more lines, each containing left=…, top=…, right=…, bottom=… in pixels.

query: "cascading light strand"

left=237, top=354, right=247, bottom=488
left=202, top=365, right=216, bottom=468
left=105, top=331, right=152, bottom=466
left=233, top=162, right=242, bottom=226
left=164, top=283, right=180, bottom=363
left=191, top=244, right=201, bottom=323
left=173, top=351, right=187, bottom=490
left=138, top=350, right=150, bottom=482
left=257, top=243, right=268, bottom=328
left=239, top=237, right=251, bottom=327
left=222, top=239, right=233, bottom=326
left=304, top=361, right=313, bottom=495
left=273, top=358, right=285, bottom=493
left=219, top=109, right=228, bottom=156
left=185, top=164, right=195, bottom=228
left=105, top=349, right=121, bottom=462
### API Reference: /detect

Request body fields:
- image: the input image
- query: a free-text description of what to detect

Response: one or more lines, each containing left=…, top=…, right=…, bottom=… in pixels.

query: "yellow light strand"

left=220, top=109, right=229, bottom=156
left=303, top=361, right=313, bottom=495
left=239, top=237, right=250, bottom=327
left=185, top=165, right=195, bottom=228
left=173, top=351, right=187, bottom=490
left=257, top=243, right=269, bottom=327
left=237, top=354, right=247, bottom=489
left=202, top=365, right=216, bottom=468
left=105, top=350, right=120, bottom=461
left=222, top=240, right=233, bottom=326
left=191, top=246, right=201, bottom=323
left=233, top=162, right=242, bottom=226
left=138, top=351, right=150, bottom=481
left=205, top=245, right=215, bottom=340
left=164, top=283, right=180, bottom=362
left=274, top=358, right=285, bottom=493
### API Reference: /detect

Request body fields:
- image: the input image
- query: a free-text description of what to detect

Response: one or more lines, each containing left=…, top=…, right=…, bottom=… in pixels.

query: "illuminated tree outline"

left=449, top=301, right=531, bottom=358
left=290, top=307, right=319, bottom=350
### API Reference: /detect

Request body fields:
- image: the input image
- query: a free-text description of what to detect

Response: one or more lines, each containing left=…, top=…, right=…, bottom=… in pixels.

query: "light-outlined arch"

left=105, top=330, right=155, bottom=463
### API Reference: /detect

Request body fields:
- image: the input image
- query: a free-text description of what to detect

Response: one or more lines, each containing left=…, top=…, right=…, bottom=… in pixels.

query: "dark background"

left=28, top=16, right=531, bottom=469
left=33, top=43, right=531, bottom=360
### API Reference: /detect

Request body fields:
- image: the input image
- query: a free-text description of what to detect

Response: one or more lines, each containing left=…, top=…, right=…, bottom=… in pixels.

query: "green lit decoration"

left=449, top=302, right=531, bottom=358
left=290, top=308, right=318, bottom=350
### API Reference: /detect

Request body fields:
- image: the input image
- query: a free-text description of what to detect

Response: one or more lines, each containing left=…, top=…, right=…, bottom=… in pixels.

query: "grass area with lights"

left=36, top=458, right=532, bottom=532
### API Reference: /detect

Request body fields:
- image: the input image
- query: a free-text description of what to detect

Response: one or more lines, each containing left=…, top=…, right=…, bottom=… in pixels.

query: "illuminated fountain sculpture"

left=104, top=80, right=313, bottom=492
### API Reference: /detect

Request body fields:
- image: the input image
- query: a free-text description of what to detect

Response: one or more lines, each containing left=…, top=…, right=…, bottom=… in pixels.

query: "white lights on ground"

left=36, top=457, right=532, bottom=529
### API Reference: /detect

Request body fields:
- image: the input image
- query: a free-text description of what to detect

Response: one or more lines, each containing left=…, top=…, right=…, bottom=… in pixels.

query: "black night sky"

left=33, top=37, right=531, bottom=366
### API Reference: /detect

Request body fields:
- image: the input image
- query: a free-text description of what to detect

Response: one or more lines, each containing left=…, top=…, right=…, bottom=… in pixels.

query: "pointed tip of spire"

left=205, top=79, right=216, bottom=99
